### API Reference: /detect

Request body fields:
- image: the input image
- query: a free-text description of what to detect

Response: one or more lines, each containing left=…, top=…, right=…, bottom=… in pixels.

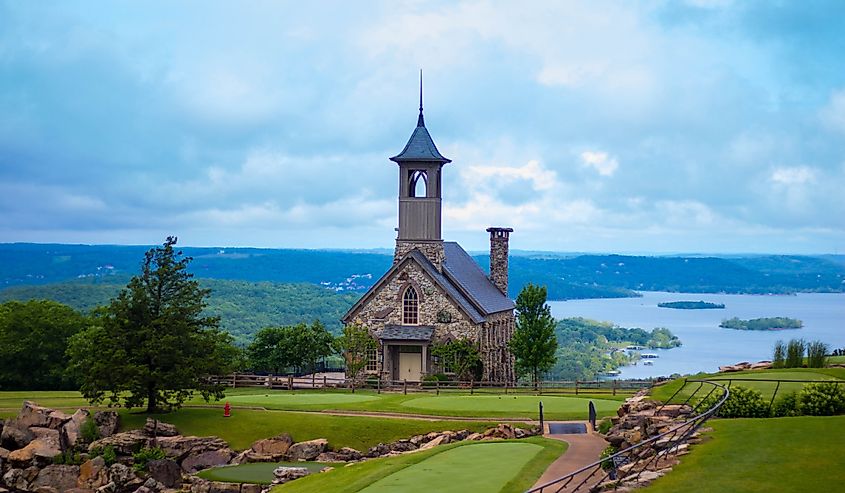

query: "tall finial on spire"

left=417, top=69, right=425, bottom=127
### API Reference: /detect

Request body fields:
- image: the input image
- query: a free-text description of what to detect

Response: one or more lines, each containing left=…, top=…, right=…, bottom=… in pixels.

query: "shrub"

left=772, top=340, right=786, bottom=369
left=785, top=339, right=805, bottom=368
left=597, top=418, right=612, bottom=434
left=806, top=341, right=829, bottom=368
left=599, top=445, right=618, bottom=472
left=80, top=417, right=100, bottom=444
left=132, top=447, right=166, bottom=472
left=710, top=385, right=769, bottom=418
left=799, top=382, right=845, bottom=416
left=53, top=451, right=84, bottom=465
left=771, top=392, right=801, bottom=417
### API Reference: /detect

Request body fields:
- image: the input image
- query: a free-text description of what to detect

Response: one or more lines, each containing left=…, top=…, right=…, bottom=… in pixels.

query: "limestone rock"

left=33, top=487, right=60, bottom=493
left=31, top=465, right=81, bottom=492
left=208, top=482, right=240, bottom=493
left=142, top=419, right=178, bottom=438
left=93, top=412, right=120, bottom=439
left=156, top=436, right=230, bottom=462
left=419, top=435, right=448, bottom=450
left=147, top=459, right=182, bottom=488
left=240, top=484, right=262, bottom=493
left=89, top=431, right=150, bottom=456
left=107, top=463, right=136, bottom=488
left=286, top=438, right=327, bottom=461
left=388, top=440, right=417, bottom=453
left=2, top=468, right=29, bottom=491
left=180, top=449, right=234, bottom=473
left=249, top=433, right=293, bottom=459
left=1, top=420, right=34, bottom=450
left=465, top=433, right=483, bottom=441
left=62, top=409, right=91, bottom=449
left=17, top=402, right=72, bottom=430
left=78, top=456, right=109, bottom=489
left=272, top=466, right=310, bottom=485
left=8, top=435, right=62, bottom=468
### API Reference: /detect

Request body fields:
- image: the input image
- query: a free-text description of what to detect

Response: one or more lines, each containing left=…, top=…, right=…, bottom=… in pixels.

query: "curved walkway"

left=532, top=421, right=608, bottom=490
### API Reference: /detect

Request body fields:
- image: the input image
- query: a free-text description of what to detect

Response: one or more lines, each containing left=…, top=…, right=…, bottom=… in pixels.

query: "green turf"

left=644, top=416, right=845, bottom=492
left=359, top=442, right=543, bottom=493
left=400, top=394, right=619, bottom=417
left=197, top=462, right=331, bottom=484
left=226, top=393, right=380, bottom=406
left=650, top=368, right=845, bottom=403
left=274, top=436, right=567, bottom=493
left=119, top=408, right=498, bottom=451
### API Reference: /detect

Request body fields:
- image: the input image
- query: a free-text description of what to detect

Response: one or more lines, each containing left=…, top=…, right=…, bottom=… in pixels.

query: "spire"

left=417, top=69, right=425, bottom=127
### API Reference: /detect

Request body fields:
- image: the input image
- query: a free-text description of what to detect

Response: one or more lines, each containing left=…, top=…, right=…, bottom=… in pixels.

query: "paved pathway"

left=531, top=421, right=608, bottom=492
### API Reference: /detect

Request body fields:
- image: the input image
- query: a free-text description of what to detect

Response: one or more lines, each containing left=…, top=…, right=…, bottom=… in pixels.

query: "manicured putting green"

left=359, top=442, right=543, bottom=493
left=226, top=393, right=380, bottom=406
left=401, top=395, right=619, bottom=416
left=197, top=462, right=330, bottom=484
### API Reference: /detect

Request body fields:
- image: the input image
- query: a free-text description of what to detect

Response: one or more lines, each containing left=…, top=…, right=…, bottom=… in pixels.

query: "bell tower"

left=391, top=72, right=451, bottom=267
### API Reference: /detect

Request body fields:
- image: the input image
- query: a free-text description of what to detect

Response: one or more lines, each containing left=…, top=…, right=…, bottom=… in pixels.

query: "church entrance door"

left=398, top=346, right=423, bottom=382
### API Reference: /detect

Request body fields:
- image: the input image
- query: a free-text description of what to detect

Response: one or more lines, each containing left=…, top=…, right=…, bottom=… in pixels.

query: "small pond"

left=196, top=461, right=335, bottom=484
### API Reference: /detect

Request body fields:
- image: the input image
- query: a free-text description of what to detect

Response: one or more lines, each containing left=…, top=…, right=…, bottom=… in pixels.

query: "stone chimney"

left=486, top=227, right=513, bottom=296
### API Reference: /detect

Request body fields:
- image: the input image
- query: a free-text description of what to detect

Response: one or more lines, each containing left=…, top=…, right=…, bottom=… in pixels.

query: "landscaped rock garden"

left=596, top=390, right=705, bottom=491
left=0, top=401, right=540, bottom=493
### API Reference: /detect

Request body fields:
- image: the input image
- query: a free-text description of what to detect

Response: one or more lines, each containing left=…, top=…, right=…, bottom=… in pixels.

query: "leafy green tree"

left=431, top=339, right=482, bottom=381
left=337, top=323, right=376, bottom=391
left=509, top=283, right=557, bottom=389
left=67, top=237, right=237, bottom=413
left=248, top=321, right=334, bottom=375
left=0, top=300, right=89, bottom=390
left=300, top=320, right=335, bottom=374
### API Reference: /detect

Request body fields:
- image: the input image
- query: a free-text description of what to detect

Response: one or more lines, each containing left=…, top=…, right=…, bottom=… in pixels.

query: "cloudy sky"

left=1, top=1, right=843, bottom=254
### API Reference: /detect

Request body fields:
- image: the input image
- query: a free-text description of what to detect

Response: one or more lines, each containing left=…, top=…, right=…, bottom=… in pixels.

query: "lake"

left=548, top=292, right=845, bottom=379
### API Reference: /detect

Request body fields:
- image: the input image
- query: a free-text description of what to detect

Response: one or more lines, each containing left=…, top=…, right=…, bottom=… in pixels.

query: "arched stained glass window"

left=403, top=286, right=419, bottom=325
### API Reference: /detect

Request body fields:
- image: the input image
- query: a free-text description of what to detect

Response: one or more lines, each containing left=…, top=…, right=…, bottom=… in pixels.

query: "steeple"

left=392, top=73, right=450, bottom=266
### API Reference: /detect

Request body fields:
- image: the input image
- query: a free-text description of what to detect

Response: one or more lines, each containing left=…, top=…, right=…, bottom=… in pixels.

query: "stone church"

left=342, top=89, right=516, bottom=384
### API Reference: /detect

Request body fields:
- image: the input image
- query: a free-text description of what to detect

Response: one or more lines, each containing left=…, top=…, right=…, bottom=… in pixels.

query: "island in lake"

left=658, top=300, right=725, bottom=310
left=719, top=317, right=803, bottom=331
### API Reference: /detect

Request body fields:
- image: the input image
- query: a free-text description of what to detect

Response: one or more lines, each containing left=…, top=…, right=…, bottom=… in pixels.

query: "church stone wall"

left=394, top=240, right=445, bottom=268
left=480, top=310, right=516, bottom=384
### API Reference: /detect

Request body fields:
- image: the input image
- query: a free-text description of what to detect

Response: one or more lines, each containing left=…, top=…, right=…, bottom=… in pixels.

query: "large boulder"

left=2, top=468, right=29, bottom=491
left=180, top=449, right=234, bottom=473
left=8, top=431, right=62, bottom=468
left=249, top=433, right=293, bottom=459
left=16, top=402, right=71, bottom=430
left=208, top=482, right=241, bottom=493
left=0, top=420, right=33, bottom=450
left=107, top=463, right=138, bottom=489
left=93, top=412, right=120, bottom=439
left=272, top=466, right=310, bottom=485
left=62, top=409, right=91, bottom=450
left=419, top=435, right=448, bottom=450
left=78, top=456, right=109, bottom=489
left=89, top=430, right=150, bottom=456
left=156, top=436, right=230, bottom=462
left=31, top=465, right=81, bottom=492
left=147, top=459, right=182, bottom=488
left=286, top=438, right=327, bottom=461
left=142, top=419, right=178, bottom=438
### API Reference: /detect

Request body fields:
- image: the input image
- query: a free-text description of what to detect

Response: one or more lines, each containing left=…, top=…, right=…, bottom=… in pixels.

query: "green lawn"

left=645, top=416, right=845, bottom=492
left=274, top=437, right=566, bottom=493
left=399, top=395, right=619, bottom=417
left=197, top=462, right=331, bottom=484
left=119, top=408, right=498, bottom=451
left=651, top=368, right=845, bottom=403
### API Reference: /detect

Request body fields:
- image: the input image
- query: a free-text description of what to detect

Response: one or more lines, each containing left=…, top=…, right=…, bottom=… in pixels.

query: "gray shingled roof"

left=380, top=325, right=434, bottom=341
left=390, top=118, right=451, bottom=163
left=442, top=242, right=516, bottom=315
left=407, top=250, right=486, bottom=324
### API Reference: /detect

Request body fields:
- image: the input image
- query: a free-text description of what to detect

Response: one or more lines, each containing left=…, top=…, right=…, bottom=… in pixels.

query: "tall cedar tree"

left=67, top=237, right=236, bottom=412
left=510, top=283, right=558, bottom=389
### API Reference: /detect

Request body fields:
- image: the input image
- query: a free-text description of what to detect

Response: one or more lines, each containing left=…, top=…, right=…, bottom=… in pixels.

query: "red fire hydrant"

left=223, top=402, right=231, bottom=418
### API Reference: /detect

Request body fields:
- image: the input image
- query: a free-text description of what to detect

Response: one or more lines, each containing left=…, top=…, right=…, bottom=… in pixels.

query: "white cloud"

left=820, top=89, right=845, bottom=134
left=580, top=151, right=619, bottom=177
left=770, top=166, right=816, bottom=186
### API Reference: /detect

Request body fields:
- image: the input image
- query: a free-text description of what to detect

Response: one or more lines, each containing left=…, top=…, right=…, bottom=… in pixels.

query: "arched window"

left=403, top=286, right=419, bottom=325
left=409, top=170, right=427, bottom=197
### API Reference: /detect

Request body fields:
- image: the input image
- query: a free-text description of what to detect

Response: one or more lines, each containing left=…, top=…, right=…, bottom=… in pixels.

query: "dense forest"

left=548, top=317, right=682, bottom=380
left=0, top=278, right=359, bottom=344
left=720, top=317, right=803, bottom=331
left=2, top=244, right=844, bottom=301
left=658, top=301, right=725, bottom=309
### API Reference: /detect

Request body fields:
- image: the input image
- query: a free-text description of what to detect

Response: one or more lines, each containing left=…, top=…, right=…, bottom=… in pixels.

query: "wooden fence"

left=212, top=373, right=653, bottom=396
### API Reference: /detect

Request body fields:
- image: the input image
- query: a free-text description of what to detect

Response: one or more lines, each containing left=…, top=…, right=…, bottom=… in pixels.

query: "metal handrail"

left=526, top=379, right=729, bottom=493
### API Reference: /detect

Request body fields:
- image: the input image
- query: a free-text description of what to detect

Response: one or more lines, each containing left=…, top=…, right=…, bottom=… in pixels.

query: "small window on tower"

left=403, top=286, right=419, bottom=325
left=409, top=170, right=427, bottom=197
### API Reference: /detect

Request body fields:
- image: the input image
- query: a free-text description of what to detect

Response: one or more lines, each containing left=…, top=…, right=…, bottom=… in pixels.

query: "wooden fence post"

left=575, top=381, right=580, bottom=395
left=613, top=379, right=617, bottom=396
left=436, top=380, right=440, bottom=396
left=470, top=379, right=474, bottom=395
left=288, top=375, right=293, bottom=391
left=403, top=379, right=407, bottom=395
left=231, top=372, right=236, bottom=389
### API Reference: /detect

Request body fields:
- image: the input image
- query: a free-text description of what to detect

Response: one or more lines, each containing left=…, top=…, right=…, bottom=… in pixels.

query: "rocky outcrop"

left=142, top=419, right=178, bottom=438
left=146, top=459, right=182, bottom=488
left=248, top=433, right=292, bottom=461
left=271, top=466, right=310, bottom=485
left=286, top=438, right=328, bottom=461
left=31, top=465, right=81, bottom=491
left=93, top=412, right=120, bottom=439
left=88, top=430, right=151, bottom=456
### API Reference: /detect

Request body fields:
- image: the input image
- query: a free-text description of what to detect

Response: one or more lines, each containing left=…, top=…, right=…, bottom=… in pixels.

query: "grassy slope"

left=274, top=437, right=566, bottom=493
left=645, top=416, right=845, bottom=492
left=650, top=367, right=845, bottom=403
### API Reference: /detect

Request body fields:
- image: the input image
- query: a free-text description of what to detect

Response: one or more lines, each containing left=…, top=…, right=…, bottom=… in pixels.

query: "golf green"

left=358, top=442, right=543, bottom=493
left=401, top=395, right=619, bottom=416
left=225, top=393, right=380, bottom=406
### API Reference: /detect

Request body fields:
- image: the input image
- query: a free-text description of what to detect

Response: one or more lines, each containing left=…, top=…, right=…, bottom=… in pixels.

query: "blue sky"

left=1, top=0, right=843, bottom=254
